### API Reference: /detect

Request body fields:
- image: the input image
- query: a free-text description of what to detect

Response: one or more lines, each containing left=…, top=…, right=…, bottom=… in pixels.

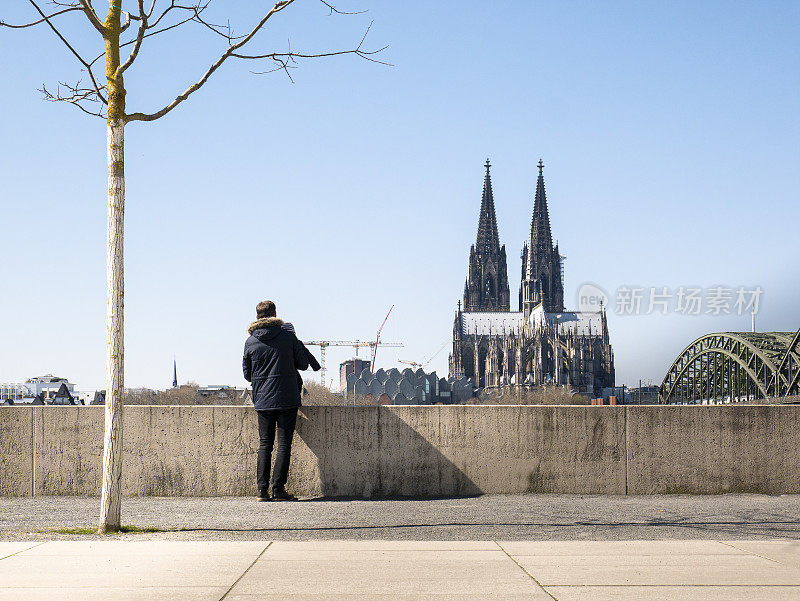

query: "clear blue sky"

left=1, top=1, right=798, bottom=391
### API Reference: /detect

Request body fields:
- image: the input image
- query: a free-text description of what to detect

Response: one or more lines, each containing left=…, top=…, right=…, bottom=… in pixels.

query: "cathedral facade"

left=448, top=159, right=615, bottom=395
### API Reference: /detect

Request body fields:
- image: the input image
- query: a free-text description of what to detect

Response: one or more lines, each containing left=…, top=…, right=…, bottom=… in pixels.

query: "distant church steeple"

left=463, top=159, right=511, bottom=312
left=172, top=358, right=178, bottom=388
left=520, top=160, right=564, bottom=315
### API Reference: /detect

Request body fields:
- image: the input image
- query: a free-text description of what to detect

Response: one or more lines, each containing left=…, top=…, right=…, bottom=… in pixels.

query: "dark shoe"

left=271, top=487, right=297, bottom=502
left=257, top=493, right=271, bottom=502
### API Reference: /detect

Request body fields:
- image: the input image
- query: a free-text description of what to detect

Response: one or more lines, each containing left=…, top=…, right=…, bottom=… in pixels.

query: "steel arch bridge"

left=659, top=328, right=800, bottom=404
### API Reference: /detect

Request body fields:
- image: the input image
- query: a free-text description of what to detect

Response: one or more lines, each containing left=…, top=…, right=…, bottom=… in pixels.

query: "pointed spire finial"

left=538, top=158, right=544, bottom=175
left=475, top=157, right=501, bottom=256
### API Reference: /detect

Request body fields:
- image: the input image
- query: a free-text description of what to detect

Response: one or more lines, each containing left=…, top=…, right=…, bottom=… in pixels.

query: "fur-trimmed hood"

left=248, top=317, right=284, bottom=335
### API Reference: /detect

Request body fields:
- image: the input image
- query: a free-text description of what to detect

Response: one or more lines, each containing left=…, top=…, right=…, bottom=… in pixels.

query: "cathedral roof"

left=460, top=308, right=605, bottom=338
left=529, top=305, right=604, bottom=336
left=461, top=312, right=524, bottom=336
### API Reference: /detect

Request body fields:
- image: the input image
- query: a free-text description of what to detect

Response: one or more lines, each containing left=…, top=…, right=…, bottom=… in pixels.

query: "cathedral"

left=448, top=159, right=615, bottom=395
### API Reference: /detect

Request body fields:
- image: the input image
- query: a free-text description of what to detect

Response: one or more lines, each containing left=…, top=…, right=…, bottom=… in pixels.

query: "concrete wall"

left=1, top=405, right=798, bottom=497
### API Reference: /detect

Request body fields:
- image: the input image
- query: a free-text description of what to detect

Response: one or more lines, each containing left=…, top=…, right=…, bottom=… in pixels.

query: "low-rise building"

left=344, top=367, right=475, bottom=405
left=339, top=358, right=372, bottom=392
left=2, top=375, right=92, bottom=405
left=24, top=375, right=76, bottom=402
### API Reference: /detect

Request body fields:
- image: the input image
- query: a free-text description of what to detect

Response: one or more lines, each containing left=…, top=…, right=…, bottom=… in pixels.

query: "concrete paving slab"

left=500, top=540, right=748, bottom=555
left=544, top=585, right=800, bottom=601
left=723, top=540, right=800, bottom=567
left=243, top=558, right=526, bottom=583
left=513, top=554, right=775, bottom=567
left=15, top=540, right=266, bottom=557
left=233, top=549, right=551, bottom=598
left=519, top=561, right=800, bottom=586
left=0, top=543, right=266, bottom=588
left=233, top=574, right=551, bottom=599
left=0, top=542, right=41, bottom=559
left=3, top=539, right=800, bottom=600
left=0, top=587, right=229, bottom=601
left=262, top=540, right=500, bottom=551
left=260, top=547, right=510, bottom=561
left=225, top=589, right=553, bottom=601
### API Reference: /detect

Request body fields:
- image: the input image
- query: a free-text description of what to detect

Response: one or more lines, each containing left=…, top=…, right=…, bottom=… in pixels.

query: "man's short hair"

left=256, top=300, right=276, bottom=319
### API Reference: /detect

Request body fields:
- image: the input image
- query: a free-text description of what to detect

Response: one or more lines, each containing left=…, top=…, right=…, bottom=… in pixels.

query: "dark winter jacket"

left=243, top=317, right=311, bottom=411
left=282, top=322, right=321, bottom=372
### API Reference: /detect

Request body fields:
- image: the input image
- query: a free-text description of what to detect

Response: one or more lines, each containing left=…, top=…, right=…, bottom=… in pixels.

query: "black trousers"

left=256, top=408, right=298, bottom=496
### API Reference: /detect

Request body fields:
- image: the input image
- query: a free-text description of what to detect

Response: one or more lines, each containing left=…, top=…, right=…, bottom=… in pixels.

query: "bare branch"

left=146, top=0, right=159, bottom=19
left=87, top=11, right=198, bottom=68
left=192, top=11, right=246, bottom=43
left=147, top=1, right=207, bottom=30
left=22, top=0, right=108, bottom=104
left=235, top=22, right=392, bottom=68
left=126, top=0, right=297, bottom=122
left=41, top=80, right=107, bottom=118
left=318, top=1, right=367, bottom=16
left=118, top=0, right=147, bottom=75
left=0, top=6, right=81, bottom=28
left=88, top=2, right=213, bottom=70
left=243, top=45, right=392, bottom=71
left=77, top=0, right=106, bottom=34
left=251, top=55, right=299, bottom=83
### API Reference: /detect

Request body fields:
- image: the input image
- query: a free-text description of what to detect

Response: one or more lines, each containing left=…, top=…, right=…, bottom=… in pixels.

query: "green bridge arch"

left=659, top=329, right=800, bottom=403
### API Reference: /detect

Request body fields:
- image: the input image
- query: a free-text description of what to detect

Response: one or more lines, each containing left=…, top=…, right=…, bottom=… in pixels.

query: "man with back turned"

left=243, top=300, right=313, bottom=501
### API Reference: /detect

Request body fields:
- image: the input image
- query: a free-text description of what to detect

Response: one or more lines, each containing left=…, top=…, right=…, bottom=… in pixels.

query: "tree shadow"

left=292, top=407, right=482, bottom=499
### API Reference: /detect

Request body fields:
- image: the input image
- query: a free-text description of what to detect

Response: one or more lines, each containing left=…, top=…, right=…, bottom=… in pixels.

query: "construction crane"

left=398, top=340, right=450, bottom=373
left=304, top=340, right=403, bottom=387
left=371, top=305, right=395, bottom=371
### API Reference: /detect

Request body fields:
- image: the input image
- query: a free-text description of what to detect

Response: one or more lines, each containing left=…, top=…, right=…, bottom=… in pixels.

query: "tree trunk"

left=98, top=116, right=125, bottom=533
left=97, top=4, right=125, bottom=535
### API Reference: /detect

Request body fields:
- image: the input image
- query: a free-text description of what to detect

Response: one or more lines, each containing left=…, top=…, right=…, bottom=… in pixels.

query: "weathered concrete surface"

left=292, top=406, right=626, bottom=497
left=1, top=405, right=799, bottom=497
left=34, top=406, right=102, bottom=495
left=0, top=407, right=33, bottom=496
left=626, top=405, right=800, bottom=495
left=3, top=540, right=800, bottom=601
left=33, top=406, right=260, bottom=497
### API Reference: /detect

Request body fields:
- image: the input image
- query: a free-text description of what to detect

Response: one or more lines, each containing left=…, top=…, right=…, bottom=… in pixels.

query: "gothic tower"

left=463, top=159, right=511, bottom=312
left=520, top=160, right=565, bottom=316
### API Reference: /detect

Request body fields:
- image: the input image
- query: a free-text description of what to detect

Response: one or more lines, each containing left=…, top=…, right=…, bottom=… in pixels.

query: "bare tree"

left=2, top=0, right=386, bottom=533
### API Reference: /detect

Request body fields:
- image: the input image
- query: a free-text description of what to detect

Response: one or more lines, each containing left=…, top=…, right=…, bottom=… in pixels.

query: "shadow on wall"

left=292, top=406, right=481, bottom=499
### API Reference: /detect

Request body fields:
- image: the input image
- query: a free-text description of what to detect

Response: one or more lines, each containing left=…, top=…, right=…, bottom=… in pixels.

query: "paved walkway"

left=2, top=540, right=800, bottom=600
left=4, top=494, right=800, bottom=540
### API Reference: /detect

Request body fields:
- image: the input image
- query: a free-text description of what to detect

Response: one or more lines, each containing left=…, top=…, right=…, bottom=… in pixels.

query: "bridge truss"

left=659, top=328, right=800, bottom=404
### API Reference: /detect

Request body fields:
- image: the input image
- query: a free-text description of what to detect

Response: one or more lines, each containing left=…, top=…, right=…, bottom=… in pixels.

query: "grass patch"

left=120, top=525, right=165, bottom=533
left=48, top=525, right=169, bottom=535
left=50, top=527, right=97, bottom=535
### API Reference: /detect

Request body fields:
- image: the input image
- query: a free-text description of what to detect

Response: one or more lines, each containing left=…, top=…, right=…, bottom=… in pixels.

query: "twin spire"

left=475, top=158, right=501, bottom=257
left=469, top=157, right=563, bottom=313
left=464, top=158, right=510, bottom=312
left=475, top=157, right=552, bottom=265
left=525, top=158, right=553, bottom=280
left=530, top=158, right=553, bottom=253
